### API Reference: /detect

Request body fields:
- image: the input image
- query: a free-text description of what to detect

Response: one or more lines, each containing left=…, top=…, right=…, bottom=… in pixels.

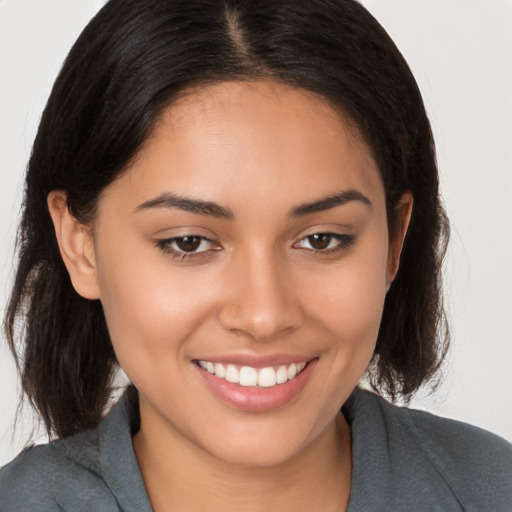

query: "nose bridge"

left=218, top=245, right=303, bottom=340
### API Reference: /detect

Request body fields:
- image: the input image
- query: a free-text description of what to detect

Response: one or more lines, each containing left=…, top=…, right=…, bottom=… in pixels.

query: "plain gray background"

left=1, top=0, right=511, bottom=465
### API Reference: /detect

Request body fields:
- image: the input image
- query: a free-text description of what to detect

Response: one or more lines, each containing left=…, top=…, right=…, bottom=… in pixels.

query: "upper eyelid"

left=291, top=222, right=354, bottom=239
left=156, top=235, right=218, bottom=253
left=294, top=231, right=353, bottom=242
left=155, top=231, right=215, bottom=242
left=164, top=234, right=213, bottom=241
left=156, top=231, right=352, bottom=243
left=155, top=230, right=354, bottom=250
left=295, top=232, right=354, bottom=244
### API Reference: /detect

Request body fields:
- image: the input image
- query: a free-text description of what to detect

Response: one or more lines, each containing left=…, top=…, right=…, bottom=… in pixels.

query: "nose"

left=217, top=250, right=304, bottom=341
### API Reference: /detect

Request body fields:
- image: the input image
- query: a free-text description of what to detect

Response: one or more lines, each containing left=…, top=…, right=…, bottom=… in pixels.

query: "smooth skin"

left=49, top=81, right=412, bottom=511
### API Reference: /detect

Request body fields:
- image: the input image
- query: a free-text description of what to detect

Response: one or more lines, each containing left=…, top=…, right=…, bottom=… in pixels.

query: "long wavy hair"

left=5, top=0, right=449, bottom=439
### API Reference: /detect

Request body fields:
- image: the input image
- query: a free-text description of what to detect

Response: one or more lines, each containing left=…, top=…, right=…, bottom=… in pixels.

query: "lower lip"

left=195, top=359, right=317, bottom=412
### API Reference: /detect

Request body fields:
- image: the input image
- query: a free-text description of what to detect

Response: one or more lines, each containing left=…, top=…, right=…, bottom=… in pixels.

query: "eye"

left=156, top=235, right=219, bottom=258
left=294, top=233, right=355, bottom=253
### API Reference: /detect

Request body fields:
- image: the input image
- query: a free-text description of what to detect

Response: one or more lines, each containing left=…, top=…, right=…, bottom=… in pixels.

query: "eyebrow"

left=289, top=189, right=371, bottom=217
left=134, top=188, right=371, bottom=219
left=134, top=193, right=234, bottom=219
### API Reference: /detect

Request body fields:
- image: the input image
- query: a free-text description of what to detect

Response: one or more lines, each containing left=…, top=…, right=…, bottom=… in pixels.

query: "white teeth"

left=225, top=364, right=239, bottom=383
left=276, top=365, right=288, bottom=384
left=197, top=360, right=308, bottom=388
left=258, top=367, right=277, bottom=387
left=214, top=362, right=226, bottom=379
left=239, top=366, right=258, bottom=386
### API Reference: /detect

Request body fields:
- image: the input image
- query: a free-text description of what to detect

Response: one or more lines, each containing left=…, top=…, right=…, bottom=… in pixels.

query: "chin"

left=195, top=415, right=327, bottom=469
left=207, top=439, right=306, bottom=469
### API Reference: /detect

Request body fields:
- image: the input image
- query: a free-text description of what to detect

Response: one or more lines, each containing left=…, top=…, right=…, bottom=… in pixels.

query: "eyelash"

left=156, top=232, right=356, bottom=261
left=294, top=232, right=356, bottom=255
left=156, top=235, right=218, bottom=261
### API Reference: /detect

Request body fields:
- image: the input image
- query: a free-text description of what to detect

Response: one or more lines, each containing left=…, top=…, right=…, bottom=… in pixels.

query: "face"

left=57, top=81, right=410, bottom=467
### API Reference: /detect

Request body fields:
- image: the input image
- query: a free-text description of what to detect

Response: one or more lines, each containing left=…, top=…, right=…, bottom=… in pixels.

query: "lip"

left=194, top=356, right=318, bottom=412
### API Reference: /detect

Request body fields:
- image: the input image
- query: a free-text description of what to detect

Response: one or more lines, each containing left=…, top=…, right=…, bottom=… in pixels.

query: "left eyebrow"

left=289, top=189, right=372, bottom=218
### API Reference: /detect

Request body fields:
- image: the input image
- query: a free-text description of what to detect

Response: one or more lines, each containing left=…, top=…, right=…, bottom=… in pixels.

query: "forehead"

left=105, top=81, right=384, bottom=216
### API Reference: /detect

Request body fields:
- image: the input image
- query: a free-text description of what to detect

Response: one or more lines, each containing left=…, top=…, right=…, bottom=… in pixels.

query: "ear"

left=387, top=192, right=413, bottom=288
left=47, top=190, right=100, bottom=300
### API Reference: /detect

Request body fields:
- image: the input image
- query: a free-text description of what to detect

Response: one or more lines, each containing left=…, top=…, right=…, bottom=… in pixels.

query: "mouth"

left=193, top=357, right=317, bottom=412
left=195, top=360, right=308, bottom=388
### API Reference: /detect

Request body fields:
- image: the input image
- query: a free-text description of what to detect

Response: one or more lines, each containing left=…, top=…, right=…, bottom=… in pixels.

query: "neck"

left=133, top=407, right=352, bottom=512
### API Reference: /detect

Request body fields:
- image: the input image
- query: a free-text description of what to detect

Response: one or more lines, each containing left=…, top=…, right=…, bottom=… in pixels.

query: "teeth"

left=197, top=360, right=308, bottom=388
left=239, top=366, right=258, bottom=386
left=276, top=365, right=288, bottom=384
left=258, top=367, right=276, bottom=387
left=225, top=364, right=239, bottom=383
left=214, top=362, right=226, bottom=379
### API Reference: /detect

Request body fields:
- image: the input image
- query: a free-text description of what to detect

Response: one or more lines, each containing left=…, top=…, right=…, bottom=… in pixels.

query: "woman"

left=1, top=0, right=511, bottom=510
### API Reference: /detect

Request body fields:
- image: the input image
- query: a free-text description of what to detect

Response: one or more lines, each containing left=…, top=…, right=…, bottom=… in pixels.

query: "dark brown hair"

left=5, top=0, right=449, bottom=439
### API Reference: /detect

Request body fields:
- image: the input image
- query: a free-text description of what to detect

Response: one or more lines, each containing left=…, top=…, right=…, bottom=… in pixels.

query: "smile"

left=196, top=360, right=308, bottom=388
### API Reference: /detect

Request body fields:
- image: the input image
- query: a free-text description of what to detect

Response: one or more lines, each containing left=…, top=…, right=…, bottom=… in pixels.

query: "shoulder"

left=0, top=442, right=64, bottom=511
left=0, top=429, right=119, bottom=511
left=395, top=398, right=512, bottom=467
left=385, top=393, right=512, bottom=477
left=350, top=389, right=512, bottom=510
left=0, top=391, right=150, bottom=512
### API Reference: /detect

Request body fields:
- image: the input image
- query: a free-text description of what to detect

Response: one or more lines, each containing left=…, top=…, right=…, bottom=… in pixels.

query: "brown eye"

left=157, top=235, right=217, bottom=257
left=294, top=232, right=356, bottom=254
left=306, top=233, right=332, bottom=250
left=175, top=236, right=203, bottom=252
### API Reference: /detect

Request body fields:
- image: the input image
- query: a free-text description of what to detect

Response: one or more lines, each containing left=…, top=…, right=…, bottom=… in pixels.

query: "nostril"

left=216, top=300, right=304, bottom=341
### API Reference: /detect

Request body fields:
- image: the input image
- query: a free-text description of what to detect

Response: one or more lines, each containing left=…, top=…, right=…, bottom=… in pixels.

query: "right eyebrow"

left=134, top=193, right=235, bottom=219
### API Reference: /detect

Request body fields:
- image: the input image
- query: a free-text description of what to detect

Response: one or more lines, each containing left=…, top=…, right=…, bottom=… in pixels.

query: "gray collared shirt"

left=1, top=388, right=511, bottom=511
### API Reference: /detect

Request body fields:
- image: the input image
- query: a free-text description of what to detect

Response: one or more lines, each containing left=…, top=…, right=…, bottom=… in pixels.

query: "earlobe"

left=47, top=190, right=100, bottom=300
left=387, top=192, right=413, bottom=287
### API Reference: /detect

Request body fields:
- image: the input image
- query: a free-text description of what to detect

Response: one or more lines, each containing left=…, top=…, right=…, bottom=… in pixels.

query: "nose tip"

left=218, top=300, right=303, bottom=341
left=217, top=260, right=304, bottom=341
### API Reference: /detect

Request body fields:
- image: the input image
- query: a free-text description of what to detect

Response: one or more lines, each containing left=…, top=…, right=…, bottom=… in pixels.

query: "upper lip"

left=193, top=353, right=316, bottom=368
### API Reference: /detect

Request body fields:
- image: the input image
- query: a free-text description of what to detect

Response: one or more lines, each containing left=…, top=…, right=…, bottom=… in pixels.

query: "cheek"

left=307, top=247, right=388, bottom=338
left=94, top=245, right=217, bottom=377
left=322, top=290, right=385, bottom=418
left=301, top=237, right=389, bottom=385
left=324, top=277, right=385, bottom=371
left=340, top=266, right=387, bottom=335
